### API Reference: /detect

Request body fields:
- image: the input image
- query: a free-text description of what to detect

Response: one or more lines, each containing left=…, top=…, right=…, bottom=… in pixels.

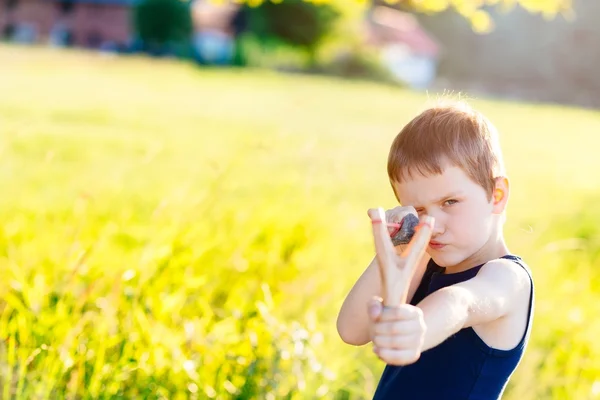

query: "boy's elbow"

left=338, top=328, right=369, bottom=347
left=336, top=317, right=370, bottom=346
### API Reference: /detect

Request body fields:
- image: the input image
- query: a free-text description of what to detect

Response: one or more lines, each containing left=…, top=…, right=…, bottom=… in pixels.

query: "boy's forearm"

left=336, top=256, right=381, bottom=346
left=416, top=286, right=471, bottom=352
left=337, top=245, right=420, bottom=346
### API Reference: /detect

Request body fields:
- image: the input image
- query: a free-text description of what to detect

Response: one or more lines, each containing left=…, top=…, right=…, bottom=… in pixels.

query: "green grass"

left=0, top=44, right=599, bottom=399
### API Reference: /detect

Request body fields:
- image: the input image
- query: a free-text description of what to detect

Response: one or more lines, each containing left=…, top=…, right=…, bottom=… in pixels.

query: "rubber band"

left=387, top=222, right=401, bottom=237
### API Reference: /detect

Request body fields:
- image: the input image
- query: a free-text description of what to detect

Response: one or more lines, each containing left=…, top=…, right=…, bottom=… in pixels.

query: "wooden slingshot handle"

left=370, top=208, right=435, bottom=307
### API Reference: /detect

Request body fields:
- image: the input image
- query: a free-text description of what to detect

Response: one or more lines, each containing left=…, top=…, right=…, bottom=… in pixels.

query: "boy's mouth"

left=429, top=241, right=446, bottom=250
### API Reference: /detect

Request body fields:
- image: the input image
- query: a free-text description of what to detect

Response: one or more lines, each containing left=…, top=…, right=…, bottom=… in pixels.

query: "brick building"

left=1, top=0, right=135, bottom=49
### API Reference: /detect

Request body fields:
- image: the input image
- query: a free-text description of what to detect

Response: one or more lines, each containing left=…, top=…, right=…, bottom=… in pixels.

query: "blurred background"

left=0, top=0, right=599, bottom=399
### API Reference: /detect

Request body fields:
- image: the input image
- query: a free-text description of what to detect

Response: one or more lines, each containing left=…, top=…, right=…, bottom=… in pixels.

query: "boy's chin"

left=429, top=253, right=465, bottom=269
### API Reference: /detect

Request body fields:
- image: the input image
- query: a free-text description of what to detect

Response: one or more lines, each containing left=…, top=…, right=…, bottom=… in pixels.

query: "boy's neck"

left=443, top=234, right=510, bottom=275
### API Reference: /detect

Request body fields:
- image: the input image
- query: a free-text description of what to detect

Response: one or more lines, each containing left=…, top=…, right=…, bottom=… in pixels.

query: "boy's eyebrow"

left=413, top=191, right=464, bottom=208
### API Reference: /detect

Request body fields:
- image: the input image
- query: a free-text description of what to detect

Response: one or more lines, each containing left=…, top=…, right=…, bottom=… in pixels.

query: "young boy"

left=336, top=100, right=534, bottom=399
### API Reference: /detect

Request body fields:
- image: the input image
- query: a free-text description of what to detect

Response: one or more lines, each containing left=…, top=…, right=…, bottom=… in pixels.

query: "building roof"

left=366, top=5, right=441, bottom=58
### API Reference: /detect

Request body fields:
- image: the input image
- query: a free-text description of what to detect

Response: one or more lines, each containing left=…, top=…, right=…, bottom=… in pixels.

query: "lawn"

left=0, top=44, right=599, bottom=399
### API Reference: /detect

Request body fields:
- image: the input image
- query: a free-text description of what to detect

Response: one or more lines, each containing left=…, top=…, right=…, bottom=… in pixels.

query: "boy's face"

left=392, top=164, right=507, bottom=268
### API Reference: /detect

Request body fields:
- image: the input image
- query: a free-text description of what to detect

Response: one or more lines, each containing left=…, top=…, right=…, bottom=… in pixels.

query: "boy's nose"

left=427, top=216, right=445, bottom=237
left=432, top=224, right=444, bottom=238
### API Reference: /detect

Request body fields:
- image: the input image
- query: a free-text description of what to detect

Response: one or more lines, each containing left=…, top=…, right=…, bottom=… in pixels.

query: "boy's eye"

left=444, top=199, right=458, bottom=206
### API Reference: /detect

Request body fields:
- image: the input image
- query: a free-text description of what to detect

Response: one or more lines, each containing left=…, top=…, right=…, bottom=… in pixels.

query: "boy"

left=336, top=100, right=534, bottom=399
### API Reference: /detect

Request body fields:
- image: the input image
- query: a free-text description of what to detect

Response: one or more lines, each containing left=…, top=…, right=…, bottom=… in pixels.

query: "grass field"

left=0, top=44, right=599, bottom=399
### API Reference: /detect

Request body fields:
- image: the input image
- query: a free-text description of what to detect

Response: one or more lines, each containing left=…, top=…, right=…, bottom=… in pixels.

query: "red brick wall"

left=4, top=0, right=56, bottom=39
left=71, top=3, right=131, bottom=46
left=1, top=0, right=132, bottom=47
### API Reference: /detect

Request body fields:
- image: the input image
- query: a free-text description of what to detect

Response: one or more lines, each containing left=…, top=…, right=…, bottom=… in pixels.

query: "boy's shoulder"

left=418, top=254, right=533, bottom=308
left=467, top=255, right=535, bottom=349
left=455, top=254, right=533, bottom=327
left=470, top=254, right=533, bottom=297
left=477, top=254, right=533, bottom=287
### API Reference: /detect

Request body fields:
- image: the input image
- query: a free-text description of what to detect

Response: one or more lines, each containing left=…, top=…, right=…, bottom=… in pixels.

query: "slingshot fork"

left=368, top=207, right=435, bottom=307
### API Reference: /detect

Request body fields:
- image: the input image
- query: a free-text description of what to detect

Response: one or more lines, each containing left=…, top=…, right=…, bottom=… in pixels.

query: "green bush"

left=320, top=45, right=400, bottom=84
left=133, top=0, right=193, bottom=47
left=244, top=0, right=341, bottom=67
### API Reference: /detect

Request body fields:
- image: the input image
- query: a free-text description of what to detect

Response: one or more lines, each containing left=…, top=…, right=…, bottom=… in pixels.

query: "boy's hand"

left=368, top=298, right=426, bottom=366
left=385, top=205, right=418, bottom=230
left=384, top=206, right=418, bottom=252
left=366, top=207, right=433, bottom=365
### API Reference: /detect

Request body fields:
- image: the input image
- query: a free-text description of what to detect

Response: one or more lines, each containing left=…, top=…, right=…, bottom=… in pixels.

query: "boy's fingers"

left=368, top=297, right=383, bottom=320
left=377, top=304, right=417, bottom=321
left=373, top=319, right=420, bottom=335
left=373, top=332, right=416, bottom=349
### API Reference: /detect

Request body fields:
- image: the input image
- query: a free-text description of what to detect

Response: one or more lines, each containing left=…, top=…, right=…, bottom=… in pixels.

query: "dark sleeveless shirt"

left=372, top=254, right=535, bottom=400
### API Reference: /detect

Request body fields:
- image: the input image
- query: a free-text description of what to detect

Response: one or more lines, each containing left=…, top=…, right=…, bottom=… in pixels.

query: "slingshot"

left=370, top=208, right=435, bottom=307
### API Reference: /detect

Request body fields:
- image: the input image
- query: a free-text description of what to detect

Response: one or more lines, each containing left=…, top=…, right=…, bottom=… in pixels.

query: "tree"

left=133, top=0, right=193, bottom=51
left=243, top=0, right=341, bottom=68
left=390, top=0, right=574, bottom=33
left=233, top=0, right=574, bottom=34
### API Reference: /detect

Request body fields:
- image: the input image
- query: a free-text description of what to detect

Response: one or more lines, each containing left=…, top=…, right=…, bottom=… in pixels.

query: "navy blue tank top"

left=372, top=254, right=535, bottom=400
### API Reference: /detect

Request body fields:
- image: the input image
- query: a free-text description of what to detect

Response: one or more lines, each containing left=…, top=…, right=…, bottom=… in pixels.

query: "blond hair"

left=387, top=100, right=506, bottom=202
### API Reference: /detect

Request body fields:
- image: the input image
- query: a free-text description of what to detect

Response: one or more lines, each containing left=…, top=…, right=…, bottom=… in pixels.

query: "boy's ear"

left=492, top=176, right=509, bottom=213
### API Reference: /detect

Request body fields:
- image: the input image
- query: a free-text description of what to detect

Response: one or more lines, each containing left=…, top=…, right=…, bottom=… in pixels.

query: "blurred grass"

left=0, top=44, right=599, bottom=399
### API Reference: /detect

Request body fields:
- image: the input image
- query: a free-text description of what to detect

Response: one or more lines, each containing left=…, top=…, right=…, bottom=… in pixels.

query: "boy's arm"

left=415, top=258, right=531, bottom=353
left=336, top=251, right=430, bottom=346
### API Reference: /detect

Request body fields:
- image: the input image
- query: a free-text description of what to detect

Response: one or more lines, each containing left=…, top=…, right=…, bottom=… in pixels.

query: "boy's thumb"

left=368, top=297, right=383, bottom=320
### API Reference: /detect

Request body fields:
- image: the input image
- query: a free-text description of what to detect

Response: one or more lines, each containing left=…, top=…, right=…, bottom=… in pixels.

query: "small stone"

left=391, top=214, right=419, bottom=246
